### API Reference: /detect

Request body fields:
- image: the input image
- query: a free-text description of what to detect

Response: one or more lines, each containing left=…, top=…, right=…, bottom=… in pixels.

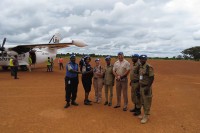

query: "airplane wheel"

left=2, top=66, right=9, bottom=71
left=20, top=65, right=28, bottom=71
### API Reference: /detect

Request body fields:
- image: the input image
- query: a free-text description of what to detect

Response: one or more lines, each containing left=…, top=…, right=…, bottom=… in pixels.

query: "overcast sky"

left=1, top=0, right=200, bottom=57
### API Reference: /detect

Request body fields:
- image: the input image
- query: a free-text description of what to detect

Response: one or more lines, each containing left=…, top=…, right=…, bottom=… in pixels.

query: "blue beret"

left=105, top=56, right=111, bottom=61
left=84, top=55, right=90, bottom=61
left=140, top=55, right=147, bottom=59
left=70, top=54, right=76, bottom=59
left=118, top=52, right=123, bottom=55
left=132, top=54, right=139, bottom=58
left=95, top=58, right=100, bottom=62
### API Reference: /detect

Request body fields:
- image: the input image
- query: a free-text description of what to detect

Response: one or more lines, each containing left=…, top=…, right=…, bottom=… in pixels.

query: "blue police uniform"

left=82, top=63, right=93, bottom=93
left=65, top=61, right=79, bottom=104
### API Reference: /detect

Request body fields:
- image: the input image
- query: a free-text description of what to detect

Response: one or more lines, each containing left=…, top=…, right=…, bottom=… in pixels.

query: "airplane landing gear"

left=20, top=65, right=28, bottom=71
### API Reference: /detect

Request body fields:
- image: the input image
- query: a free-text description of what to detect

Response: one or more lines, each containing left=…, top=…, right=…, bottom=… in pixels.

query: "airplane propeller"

left=0, top=38, right=6, bottom=57
left=0, top=38, right=6, bottom=51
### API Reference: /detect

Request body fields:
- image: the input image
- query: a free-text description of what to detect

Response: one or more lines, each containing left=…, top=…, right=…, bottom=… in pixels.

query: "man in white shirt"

left=113, top=52, right=130, bottom=111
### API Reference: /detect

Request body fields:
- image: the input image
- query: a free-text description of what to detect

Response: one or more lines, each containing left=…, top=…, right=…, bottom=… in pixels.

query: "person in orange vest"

left=58, top=57, right=64, bottom=70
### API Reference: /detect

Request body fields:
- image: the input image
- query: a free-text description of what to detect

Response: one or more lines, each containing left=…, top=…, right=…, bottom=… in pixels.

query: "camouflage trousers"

left=131, top=82, right=141, bottom=108
left=140, top=85, right=152, bottom=115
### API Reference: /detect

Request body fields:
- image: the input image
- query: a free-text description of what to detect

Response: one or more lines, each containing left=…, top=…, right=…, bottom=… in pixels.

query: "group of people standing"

left=64, top=52, right=154, bottom=124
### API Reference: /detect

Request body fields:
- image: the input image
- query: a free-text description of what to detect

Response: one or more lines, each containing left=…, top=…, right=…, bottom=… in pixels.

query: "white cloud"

left=0, top=0, right=200, bottom=57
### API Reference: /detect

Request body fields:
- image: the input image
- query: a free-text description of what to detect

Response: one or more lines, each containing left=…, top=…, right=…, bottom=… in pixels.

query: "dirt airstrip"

left=0, top=58, right=200, bottom=133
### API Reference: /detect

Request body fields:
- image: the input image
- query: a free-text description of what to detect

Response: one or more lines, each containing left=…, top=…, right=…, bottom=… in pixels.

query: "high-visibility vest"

left=47, top=59, right=51, bottom=65
left=58, top=58, right=63, bottom=63
left=9, top=58, right=14, bottom=66
left=28, top=57, right=32, bottom=64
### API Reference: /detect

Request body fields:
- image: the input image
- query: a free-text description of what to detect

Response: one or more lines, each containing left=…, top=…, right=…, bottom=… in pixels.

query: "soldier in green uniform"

left=129, top=54, right=141, bottom=116
left=139, top=55, right=154, bottom=124
left=103, top=56, right=115, bottom=106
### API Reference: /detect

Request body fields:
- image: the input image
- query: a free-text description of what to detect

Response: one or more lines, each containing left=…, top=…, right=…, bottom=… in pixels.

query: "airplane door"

left=29, top=51, right=36, bottom=64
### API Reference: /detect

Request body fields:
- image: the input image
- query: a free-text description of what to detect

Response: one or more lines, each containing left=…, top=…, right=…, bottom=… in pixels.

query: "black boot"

left=64, top=102, right=70, bottom=108
left=104, top=101, right=108, bottom=105
left=130, top=104, right=136, bottom=112
left=71, top=101, right=79, bottom=106
left=84, top=100, right=92, bottom=105
left=133, top=108, right=141, bottom=116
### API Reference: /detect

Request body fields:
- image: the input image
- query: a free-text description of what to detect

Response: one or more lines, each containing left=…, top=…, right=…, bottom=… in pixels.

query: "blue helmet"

left=84, top=55, right=91, bottom=61
left=105, top=55, right=111, bottom=61
left=117, top=52, right=124, bottom=55
left=139, top=55, right=147, bottom=59
left=70, top=54, right=76, bottom=59
left=132, top=54, right=139, bottom=58
left=95, top=58, right=100, bottom=62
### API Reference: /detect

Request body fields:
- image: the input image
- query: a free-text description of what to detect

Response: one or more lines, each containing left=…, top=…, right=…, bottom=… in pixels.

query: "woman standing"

left=82, top=56, right=93, bottom=105
left=93, top=58, right=104, bottom=103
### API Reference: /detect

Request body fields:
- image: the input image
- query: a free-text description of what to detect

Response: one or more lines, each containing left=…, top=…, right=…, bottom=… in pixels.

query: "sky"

left=0, top=0, right=200, bottom=57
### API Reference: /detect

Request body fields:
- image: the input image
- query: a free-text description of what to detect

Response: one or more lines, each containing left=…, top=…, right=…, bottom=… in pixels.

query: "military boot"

left=64, top=102, right=70, bottom=108
left=141, top=115, right=149, bottom=124
left=133, top=108, right=141, bottom=116
left=104, top=101, right=108, bottom=105
left=130, top=105, right=136, bottom=112
left=71, top=101, right=79, bottom=106
left=84, top=100, right=92, bottom=105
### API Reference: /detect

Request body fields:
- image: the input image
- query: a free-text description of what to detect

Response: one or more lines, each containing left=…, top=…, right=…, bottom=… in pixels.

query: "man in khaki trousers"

left=104, top=56, right=115, bottom=106
left=113, top=52, right=130, bottom=111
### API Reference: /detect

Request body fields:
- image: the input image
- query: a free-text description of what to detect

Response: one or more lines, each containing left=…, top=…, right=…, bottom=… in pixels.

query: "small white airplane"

left=0, top=34, right=87, bottom=71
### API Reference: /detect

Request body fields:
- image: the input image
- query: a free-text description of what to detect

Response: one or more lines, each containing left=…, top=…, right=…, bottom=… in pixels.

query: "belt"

left=120, top=76, right=127, bottom=80
left=140, top=84, right=148, bottom=87
left=131, top=80, right=139, bottom=83
left=94, top=77, right=103, bottom=79
left=65, top=76, right=78, bottom=79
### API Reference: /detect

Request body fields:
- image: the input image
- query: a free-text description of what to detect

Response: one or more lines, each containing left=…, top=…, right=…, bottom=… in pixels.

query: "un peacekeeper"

left=82, top=56, right=93, bottom=105
left=103, top=56, right=115, bottom=106
left=139, top=55, right=154, bottom=124
left=113, top=52, right=130, bottom=111
left=93, top=58, right=104, bottom=103
left=130, top=54, right=141, bottom=116
left=64, top=54, right=81, bottom=108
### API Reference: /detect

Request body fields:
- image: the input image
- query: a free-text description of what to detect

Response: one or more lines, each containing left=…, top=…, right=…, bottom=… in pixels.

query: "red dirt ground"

left=0, top=58, right=200, bottom=133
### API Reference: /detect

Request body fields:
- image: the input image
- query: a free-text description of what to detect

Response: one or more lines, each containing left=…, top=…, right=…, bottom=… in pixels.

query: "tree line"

left=56, top=46, right=200, bottom=61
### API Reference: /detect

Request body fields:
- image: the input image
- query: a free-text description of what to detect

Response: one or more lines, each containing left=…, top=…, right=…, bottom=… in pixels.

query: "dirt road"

left=0, top=58, right=200, bottom=133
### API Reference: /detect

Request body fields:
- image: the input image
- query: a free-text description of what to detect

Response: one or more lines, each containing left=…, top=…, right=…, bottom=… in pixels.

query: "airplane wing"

left=8, top=40, right=87, bottom=54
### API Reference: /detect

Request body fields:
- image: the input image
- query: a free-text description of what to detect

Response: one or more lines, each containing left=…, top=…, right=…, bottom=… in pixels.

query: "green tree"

left=181, top=46, right=200, bottom=61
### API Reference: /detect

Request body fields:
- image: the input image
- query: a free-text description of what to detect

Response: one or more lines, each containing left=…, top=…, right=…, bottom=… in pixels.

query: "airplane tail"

left=49, top=33, right=61, bottom=44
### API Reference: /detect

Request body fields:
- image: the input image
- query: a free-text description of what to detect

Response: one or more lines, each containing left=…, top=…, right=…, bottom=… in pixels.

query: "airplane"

left=0, top=34, right=87, bottom=71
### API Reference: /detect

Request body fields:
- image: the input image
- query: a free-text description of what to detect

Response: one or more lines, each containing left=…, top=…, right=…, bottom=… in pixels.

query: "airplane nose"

left=72, top=40, right=87, bottom=47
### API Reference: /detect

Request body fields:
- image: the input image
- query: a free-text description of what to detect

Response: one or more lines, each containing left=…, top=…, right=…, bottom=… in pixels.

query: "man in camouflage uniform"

left=104, top=56, right=115, bottom=106
left=139, top=55, right=154, bottom=124
left=130, top=54, right=141, bottom=116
